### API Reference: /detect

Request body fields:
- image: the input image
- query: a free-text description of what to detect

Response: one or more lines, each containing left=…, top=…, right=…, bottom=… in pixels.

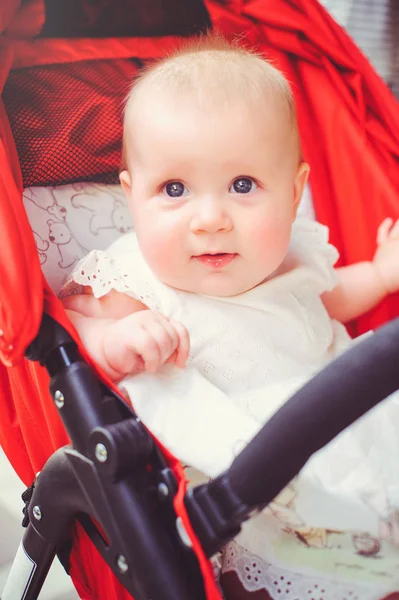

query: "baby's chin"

left=171, top=277, right=265, bottom=297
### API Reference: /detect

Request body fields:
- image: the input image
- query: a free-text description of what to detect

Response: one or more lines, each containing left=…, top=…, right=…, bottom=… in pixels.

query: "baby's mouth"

left=193, top=253, right=238, bottom=268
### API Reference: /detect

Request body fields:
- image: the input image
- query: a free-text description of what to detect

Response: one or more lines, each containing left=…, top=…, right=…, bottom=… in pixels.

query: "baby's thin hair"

left=121, top=33, right=300, bottom=170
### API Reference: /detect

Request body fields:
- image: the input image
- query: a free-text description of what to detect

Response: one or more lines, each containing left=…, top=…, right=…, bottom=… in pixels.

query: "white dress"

left=63, top=218, right=399, bottom=600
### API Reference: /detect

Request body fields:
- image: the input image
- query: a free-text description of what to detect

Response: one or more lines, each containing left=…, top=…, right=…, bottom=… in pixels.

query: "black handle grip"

left=228, top=318, right=399, bottom=508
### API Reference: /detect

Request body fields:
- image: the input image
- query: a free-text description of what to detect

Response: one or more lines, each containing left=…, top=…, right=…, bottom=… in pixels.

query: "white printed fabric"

left=23, top=183, right=133, bottom=294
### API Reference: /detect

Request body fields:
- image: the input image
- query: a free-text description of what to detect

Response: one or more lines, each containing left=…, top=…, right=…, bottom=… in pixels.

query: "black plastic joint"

left=89, top=419, right=154, bottom=480
left=184, top=472, right=251, bottom=557
left=25, top=314, right=75, bottom=362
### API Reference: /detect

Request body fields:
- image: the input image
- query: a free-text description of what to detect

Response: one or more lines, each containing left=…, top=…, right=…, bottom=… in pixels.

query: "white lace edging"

left=291, top=218, right=339, bottom=294
left=221, top=541, right=388, bottom=600
left=60, top=249, right=133, bottom=299
left=59, top=242, right=180, bottom=316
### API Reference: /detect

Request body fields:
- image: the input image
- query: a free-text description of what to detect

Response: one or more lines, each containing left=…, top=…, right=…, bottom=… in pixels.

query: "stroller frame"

left=1, top=313, right=248, bottom=600
left=2, top=312, right=399, bottom=600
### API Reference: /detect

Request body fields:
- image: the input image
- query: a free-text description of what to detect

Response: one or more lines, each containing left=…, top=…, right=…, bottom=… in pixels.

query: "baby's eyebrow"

left=155, top=174, right=186, bottom=183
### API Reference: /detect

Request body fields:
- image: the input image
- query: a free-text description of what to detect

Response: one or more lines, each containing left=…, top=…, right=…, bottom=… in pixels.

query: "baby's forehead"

left=125, top=90, right=295, bottom=158
left=128, top=50, right=293, bottom=116
left=123, top=49, right=300, bottom=167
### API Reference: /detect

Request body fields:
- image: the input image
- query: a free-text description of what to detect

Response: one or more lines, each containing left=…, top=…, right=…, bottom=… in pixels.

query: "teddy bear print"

left=71, top=191, right=133, bottom=235
left=267, top=484, right=342, bottom=549
left=47, top=219, right=87, bottom=269
left=33, top=231, right=49, bottom=265
left=48, top=203, right=67, bottom=222
left=110, top=200, right=133, bottom=233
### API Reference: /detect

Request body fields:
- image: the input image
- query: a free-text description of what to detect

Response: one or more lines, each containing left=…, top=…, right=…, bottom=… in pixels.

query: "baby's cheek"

left=138, top=227, right=179, bottom=279
left=152, top=242, right=176, bottom=274
left=250, top=218, right=292, bottom=267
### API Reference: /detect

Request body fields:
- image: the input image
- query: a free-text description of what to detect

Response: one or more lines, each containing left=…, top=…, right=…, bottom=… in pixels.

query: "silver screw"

left=157, top=482, right=169, bottom=499
left=54, top=390, right=65, bottom=408
left=95, top=443, right=108, bottom=463
left=117, top=554, right=128, bottom=574
left=176, top=517, right=192, bottom=548
left=32, top=506, right=42, bottom=521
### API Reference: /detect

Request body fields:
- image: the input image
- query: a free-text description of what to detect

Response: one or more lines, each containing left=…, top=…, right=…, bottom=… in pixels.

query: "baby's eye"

left=163, top=181, right=189, bottom=198
left=229, top=177, right=257, bottom=194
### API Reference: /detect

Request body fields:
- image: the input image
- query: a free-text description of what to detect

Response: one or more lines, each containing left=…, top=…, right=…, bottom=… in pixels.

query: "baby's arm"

left=322, top=218, right=399, bottom=323
left=321, top=263, right=387, bottom=323
left=63, top=289, right=189, bottom=382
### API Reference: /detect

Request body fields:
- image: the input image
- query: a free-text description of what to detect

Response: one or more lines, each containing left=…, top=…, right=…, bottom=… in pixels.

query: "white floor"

left=0, top=449, right=79, bottom=600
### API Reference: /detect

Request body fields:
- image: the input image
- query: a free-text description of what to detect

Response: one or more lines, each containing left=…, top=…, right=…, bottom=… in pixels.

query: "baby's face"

left=121, top=97, right=308, bottom=296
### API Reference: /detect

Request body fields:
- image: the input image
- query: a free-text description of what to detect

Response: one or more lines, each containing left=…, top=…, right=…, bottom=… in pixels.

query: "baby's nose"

left=191, top=199, right=233, bottom=234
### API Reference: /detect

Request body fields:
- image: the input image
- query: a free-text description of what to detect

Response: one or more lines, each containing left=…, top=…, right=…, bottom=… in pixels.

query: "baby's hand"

left=102, top=310, right=190, bottom=379
left=373, top=218, right=399, bottom=294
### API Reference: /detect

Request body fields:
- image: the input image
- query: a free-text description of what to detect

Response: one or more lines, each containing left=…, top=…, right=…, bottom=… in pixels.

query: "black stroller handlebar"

left=12, top=315, right=399, bottom=600
left=230, top=320, right=399, bottom=506
left=185, top=318, right=399, bottom=555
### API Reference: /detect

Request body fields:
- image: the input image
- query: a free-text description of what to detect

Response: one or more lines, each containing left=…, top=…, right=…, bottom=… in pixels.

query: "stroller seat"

left=0, top=1, right=398, bottom=599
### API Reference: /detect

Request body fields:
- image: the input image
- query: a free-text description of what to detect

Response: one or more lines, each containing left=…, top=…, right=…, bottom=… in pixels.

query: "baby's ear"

left=293, top=162, right=310, bottom=219
left=119, top=170, right=132, bottom=199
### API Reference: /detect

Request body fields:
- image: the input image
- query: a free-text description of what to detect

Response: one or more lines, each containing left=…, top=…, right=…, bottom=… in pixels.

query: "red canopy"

left=0, top=1, right=398, bottom=598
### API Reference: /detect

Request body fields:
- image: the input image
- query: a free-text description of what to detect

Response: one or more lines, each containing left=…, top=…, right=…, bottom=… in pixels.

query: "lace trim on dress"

left=59, top=237, right=179, bottom=315
left=221, top=540, right=387, bottom=600
left=60, top=249, right=132, bottom=297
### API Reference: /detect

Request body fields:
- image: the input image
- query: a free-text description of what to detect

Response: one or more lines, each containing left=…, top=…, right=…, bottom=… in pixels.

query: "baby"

left=62, top=36, right=399, bottom=600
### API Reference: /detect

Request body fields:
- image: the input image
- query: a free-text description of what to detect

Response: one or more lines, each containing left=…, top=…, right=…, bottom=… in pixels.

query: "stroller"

left=0, top=1, right=398, bottom=598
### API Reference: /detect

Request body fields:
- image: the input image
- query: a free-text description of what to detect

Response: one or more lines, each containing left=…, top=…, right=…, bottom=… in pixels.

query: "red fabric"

left=0, top=1, right=20, bottom=34
left=3, top=0, right=44, bottom=38
left=0, top=96, right=43, bottom=366
left=0, top=1, right=398, bottom=599
left=10, top=36, right=182, bottom=69
left=3, top=59, right=142, bottom=187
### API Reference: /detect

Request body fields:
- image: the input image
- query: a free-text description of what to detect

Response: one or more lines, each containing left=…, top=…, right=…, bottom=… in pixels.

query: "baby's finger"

left=142, top=319, right=178, bottom=368
left=127, top=354, right=145, bottom=375
left=129, top=328, right=162, bottom=373
left=377, top=218, right=393, bottom=245
left=170, top=320, right=190, bottom=367
left=151, top=314, right=180, bottom=351
left=165, top=349, right=178, bottom=365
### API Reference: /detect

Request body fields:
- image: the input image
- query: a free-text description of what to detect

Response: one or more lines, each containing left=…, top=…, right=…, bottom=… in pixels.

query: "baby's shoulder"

left=275, top=218, right=339, bottom=294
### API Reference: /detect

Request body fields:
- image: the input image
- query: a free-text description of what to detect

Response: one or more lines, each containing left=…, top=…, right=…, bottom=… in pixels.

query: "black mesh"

left=2, top=58, right=143, bottom=187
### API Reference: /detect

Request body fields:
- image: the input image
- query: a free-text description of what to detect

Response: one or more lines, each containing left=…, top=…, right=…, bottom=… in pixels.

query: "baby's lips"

left=193, top=253, right=238, bottom=268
